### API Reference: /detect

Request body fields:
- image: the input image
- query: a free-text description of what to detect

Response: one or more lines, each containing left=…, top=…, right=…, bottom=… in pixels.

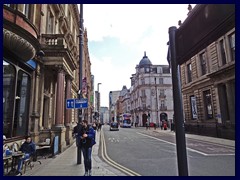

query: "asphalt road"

left=101, top=125, right=235, bottom=176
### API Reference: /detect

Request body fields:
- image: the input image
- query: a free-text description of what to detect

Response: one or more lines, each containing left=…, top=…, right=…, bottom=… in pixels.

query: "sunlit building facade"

left=130, top=52, right=174, bottom=126
left=3, top=4, right=93, bottom=151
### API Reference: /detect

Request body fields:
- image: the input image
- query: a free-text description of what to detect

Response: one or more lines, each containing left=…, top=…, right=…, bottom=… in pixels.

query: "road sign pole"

left=169, top=26, right=188, bottom=176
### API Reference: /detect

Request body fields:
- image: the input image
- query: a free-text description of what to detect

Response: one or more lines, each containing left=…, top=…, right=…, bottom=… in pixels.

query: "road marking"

left=108, top=137, right=120, bottom=143
left=101, top=131, right=141, bottom=176
left=137, top=132, right=234, bottom=156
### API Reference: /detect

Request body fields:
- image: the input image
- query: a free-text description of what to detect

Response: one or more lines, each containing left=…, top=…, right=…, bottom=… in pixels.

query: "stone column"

left=225, top=81, right=235, bottom=125
left=55, top=68, right=65, bottom=127
left=65, top=75, right=73, bottom=145
left=30, top=64, right=41, bottom=142
left=53, top=66, right=66, bottom=152
left=65, top=76, right=72, bottom=126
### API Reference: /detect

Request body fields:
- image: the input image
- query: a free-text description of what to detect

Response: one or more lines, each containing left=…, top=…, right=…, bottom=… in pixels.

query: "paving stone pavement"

left=23, top=130, right=126, bottom=176
left=22, top=127, right=234, bottom=176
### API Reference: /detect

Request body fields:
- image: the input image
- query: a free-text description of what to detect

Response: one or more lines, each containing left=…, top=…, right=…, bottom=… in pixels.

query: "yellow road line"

left=100, top=131, right=141, bottom=176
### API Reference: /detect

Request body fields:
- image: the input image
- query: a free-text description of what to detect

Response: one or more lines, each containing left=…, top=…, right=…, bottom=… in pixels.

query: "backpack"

left=90, top=126, right=96, bottom=147
left=91, top=137, right=96, bottom=147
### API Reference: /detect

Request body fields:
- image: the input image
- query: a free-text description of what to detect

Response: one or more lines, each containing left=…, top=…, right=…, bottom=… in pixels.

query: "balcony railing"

left=41, top=34, right=66, bottom=47
left=160, top=106, right=167, bottom=111
left=41, top=34, right=79, bottom=61
left=159, top=94, right=166, bottom=98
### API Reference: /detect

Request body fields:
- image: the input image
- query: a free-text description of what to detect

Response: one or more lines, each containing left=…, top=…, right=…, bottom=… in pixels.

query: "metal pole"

left=155, top=77, right=159, bottom=127
left=168, top=26, right=189, bottom=176
left=77, top=4, right=83, bottom=165
left=97, top=83, right=101, bottom=122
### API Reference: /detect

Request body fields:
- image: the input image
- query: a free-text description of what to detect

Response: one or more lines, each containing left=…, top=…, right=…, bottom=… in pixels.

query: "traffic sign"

left=66, top=99, right=75, bottom=109
left=75, top=98, right=88, bottom=109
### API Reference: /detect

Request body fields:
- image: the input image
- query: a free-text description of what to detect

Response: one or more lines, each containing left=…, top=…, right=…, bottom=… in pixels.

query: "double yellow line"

left=100, top=131, right=141, bottom=176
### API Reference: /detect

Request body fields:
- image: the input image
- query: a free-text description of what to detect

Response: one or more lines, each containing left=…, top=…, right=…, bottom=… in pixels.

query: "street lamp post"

left=155, top=77, right=159, bottom=127
left=77, top=4, right=83, bottom=165
left=97, top=83, right=102, bottom=122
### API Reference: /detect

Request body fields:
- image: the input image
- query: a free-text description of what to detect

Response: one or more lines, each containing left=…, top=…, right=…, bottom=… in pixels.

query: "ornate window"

left=187, top=63, right=192, bottom=83
left=228, top=33, right=235, bottom=62
left=159, top=78, right=163, bottom=85
left=199, top=52, right=207, bottom=75
left=47, top=9, right=54, bottom=34
left=219, top=39, right=227, bottom=65
left=203, top=90, right=213, bottom=119
left=23, top=4, right=31, bottom=20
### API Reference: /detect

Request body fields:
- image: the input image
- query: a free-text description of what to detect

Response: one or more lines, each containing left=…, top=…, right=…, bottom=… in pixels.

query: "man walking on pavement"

left=79, top=120, right=96, bottom=176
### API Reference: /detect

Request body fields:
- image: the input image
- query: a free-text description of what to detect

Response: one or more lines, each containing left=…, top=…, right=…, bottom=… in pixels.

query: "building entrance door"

left=142, top=114, right=147, bottom=127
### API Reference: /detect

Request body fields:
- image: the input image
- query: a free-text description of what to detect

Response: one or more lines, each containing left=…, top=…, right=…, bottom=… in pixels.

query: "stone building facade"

left=180, top=28, right=235, bottom=139
left=3, top=4, right=93, bottom=152
left=130, top=52, right=174, bottom=127
left=116, top=86, right=131, bottom=123
left=109, top=90, right=121, bottom=123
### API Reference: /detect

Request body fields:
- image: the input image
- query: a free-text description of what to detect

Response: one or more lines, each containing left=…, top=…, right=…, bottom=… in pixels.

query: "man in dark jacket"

left=80, top=120, right=96, bottom=176
left=16, top=136, right=36, bottom=175
left=73, top=122, right=83, bottom=147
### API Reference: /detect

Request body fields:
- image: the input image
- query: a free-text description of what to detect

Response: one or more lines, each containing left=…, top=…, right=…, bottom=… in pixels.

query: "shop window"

left=3, top=60, right=16, bottom=138
left=203, top=90, right=213, bottom=119
left=3, top=60, right=31, bottom=139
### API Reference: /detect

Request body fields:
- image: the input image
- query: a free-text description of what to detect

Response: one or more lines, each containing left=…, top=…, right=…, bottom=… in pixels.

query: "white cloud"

left=90, top=53, right=136, bottom=107
left=83, top=4, right=196, bottom=107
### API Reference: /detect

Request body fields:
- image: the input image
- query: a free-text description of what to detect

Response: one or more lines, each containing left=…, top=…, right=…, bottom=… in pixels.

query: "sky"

left=82, top=4, right=195, bottom=107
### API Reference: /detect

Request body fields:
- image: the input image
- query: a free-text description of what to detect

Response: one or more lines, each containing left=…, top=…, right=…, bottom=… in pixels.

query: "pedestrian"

left=92, top=122, right=97, bottom=131
left=96, top=121, right=100, bottom=131
left=99, top=122, right=102, bottom=131
left=163, top=121, right=167, bottom=130
left=80, top=120, right=96, bottom=176
left=160, top=120, right=163, bottom=130
left=73, top=122, right=83, bottom=147
left=154, top=123, right=157, bottom=130
left=146, top=121, right=149, bottom=130
left=136, top=116, right=139, bottom=127
left=16, top=136, right=36, bottom=176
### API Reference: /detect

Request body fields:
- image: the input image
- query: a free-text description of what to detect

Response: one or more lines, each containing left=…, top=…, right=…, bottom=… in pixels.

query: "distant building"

left=109, top=90, right=120, bottom=122
left=117, top=86, right=131, bottom=119
left=100, top=107, right=109, bottom=124
left=130, top=52, right=174, bottom=126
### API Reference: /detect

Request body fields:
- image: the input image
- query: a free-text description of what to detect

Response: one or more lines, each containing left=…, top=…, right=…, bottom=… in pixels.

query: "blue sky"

left=83, top=4, right=195, bottom=107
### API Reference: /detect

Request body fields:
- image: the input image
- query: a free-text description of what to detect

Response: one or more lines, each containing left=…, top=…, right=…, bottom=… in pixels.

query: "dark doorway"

left=160, top=113, right=168, bottom=121
left=142, top=114, right=147, bottom=127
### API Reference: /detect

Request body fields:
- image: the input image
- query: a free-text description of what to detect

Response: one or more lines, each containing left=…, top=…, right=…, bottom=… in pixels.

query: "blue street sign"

left=75, top=98, right=88, bottom=109
left=66, top=99, right=75, bottom=109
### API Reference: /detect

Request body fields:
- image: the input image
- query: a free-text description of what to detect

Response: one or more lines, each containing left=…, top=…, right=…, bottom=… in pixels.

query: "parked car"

left=110, top=122, right=119, bottom=131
